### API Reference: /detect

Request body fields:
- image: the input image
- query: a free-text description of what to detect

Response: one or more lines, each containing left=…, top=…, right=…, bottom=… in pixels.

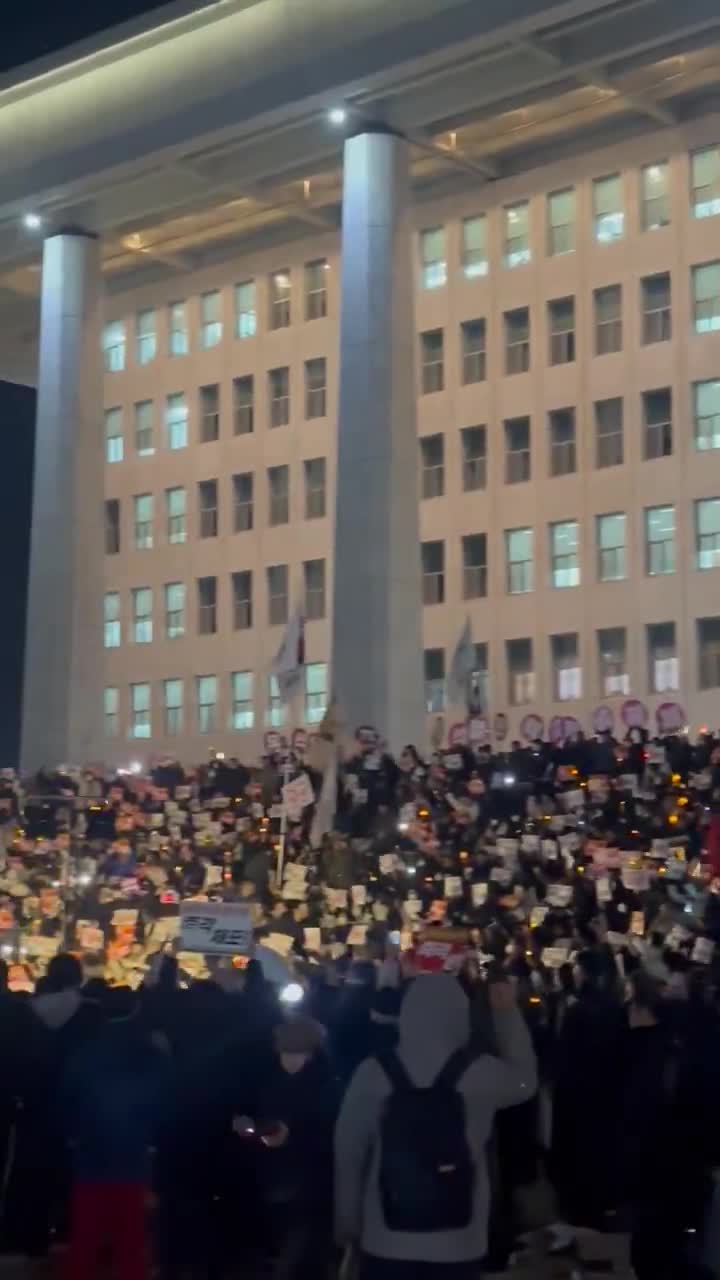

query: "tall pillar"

left=332, top=127, right=425, bottom=752
left=21, top=231, right=103, bottom=773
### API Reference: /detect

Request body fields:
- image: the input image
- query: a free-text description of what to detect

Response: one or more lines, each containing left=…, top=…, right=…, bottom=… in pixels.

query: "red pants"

left=63, top=1181, right=148, bottom=1280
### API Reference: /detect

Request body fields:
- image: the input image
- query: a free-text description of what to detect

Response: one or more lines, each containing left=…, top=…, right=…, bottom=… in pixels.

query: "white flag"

left=272, top=610, right=305, bottom=703
left=446, top=617, right=475, bottom=707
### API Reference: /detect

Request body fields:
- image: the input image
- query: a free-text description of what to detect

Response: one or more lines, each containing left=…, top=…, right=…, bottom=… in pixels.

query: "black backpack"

left=376, top=1048, right=475, bottom=1233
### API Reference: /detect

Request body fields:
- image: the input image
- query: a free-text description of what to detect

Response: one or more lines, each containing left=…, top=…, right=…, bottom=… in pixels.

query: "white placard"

left=631, top=911, right=645, bottom=937
left=282, top=773, right=315, bottom=821
left=542, top=946, right=569, bottom=969
left=562, top=789, right=586, bottom=812
left=180, top=901, right=253, bottom=955
left=472, top=882, right=488, bottom=906
left=530, top=905, right=548, bottom=927
left=521, top=834, right=540, bottom=853
left=596, top=876, right=613, bottom=904
left=379, top=853, right=398, bottom=876
left=497, top=838, right=519, bottom=859
left=326, top=887, right=347, bottom=911
left=403, top=897, right=422, bottom=919
left=541, top=839, right=558, bottom=859
left=205, top=866, right=223, bottom=888
left=304, top=927, right=322, bottom=952
left=546, top=884, right=572, bottom=908
left=263, top=932, right=294, bottom=958
left=112, top=908, right=138, bottom=928
left=692, top=936, right=714, bottom=965
left=351, top=884, right=367, bottom=907
left=24, top=935, right=60, bottom=959
left=347, top=924, right=368, bottom=947
left=489, top=866, right=511, bottom=885
left=444, top=875, right=463, bottom=899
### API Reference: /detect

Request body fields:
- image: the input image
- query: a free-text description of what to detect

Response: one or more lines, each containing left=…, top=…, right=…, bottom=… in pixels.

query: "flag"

left=310, top=698, right=339, bottom=848
left=446, top=617, right=476, bottom=708
left=272, top=609, right=305, bottom=703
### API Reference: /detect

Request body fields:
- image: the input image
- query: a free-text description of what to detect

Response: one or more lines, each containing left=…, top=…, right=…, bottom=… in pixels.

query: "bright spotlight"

left=23, top=213, right=42, bottom=231
left=328, top=107, right=347, bottom=126
left=279, top=982, right=304, bottom=1006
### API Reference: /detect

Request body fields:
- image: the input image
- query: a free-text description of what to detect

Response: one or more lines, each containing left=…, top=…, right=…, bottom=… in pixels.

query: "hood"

left=33, top=988, right=82, bottom=1029
left=396, top=974, right=470, bottom=1086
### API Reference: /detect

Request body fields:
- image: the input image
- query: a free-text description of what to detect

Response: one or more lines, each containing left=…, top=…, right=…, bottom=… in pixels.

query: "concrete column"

left=332, top=128, right=425, bottom=752
left=21, top=231, right=103, bottom=773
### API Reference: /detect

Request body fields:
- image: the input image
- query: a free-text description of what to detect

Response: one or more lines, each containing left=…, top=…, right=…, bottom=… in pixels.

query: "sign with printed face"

left=592, top=705, right=614, bottom=734
left=180, top=902, right=253, bottom=955
left=621, top=699, right=648, bottom=728
left=448, top=722, right=468, bottom=747
left=520, top=714, right=544, bottom=742
left=656, top=702, right=686, bottom=733
left=468, top=714, right=489, bottom=745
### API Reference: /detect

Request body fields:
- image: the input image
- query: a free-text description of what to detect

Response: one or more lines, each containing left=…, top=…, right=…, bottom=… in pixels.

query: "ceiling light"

left=23, top=213, right=42, bottom=231
left=328, top=107, right=347, bottom=126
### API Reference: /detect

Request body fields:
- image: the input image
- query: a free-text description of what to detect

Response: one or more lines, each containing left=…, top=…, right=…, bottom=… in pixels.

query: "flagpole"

left=275, top=753, right=292, bottom=891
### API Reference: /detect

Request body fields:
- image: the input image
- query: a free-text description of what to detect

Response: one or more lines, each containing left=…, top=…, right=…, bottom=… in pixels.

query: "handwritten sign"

left=180, top=901, right=253, bottom=955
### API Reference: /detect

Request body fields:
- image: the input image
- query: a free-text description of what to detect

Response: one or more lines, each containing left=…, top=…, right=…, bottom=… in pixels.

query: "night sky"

left=2, top=0, right=178, bottom=72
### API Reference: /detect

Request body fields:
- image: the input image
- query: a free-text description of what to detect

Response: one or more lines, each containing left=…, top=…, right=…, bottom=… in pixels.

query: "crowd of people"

left=2, top=724, right=720, bottom=1278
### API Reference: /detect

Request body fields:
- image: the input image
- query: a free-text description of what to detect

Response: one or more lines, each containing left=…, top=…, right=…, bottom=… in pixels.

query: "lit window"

left=641, top=162, right=670, bottom=230
left=305, top=259, right=328, bottom=319
left=134, top=400, right=154, bottom=456
left=164, top=582, right=185, bottom=640
left=419, top=227, right=447, bottom=289
left=104, top=687, right=119, bottom=738
left=420, top=434, right=444, bottom=499
left=105, top=408, right=124, bottom=463
left=504, top=202, right=530, bottom=267
left=552, top=633, right=581, bottom=702
left=235, top=281, right=257, bottom=339
left=231, top=672, right=254, bottom=731
left=547, top=188, right=575, bottom=255
left=165, top=393, right=188, bottom=450
left=103, top=321, right=125, bottom=372
left=268, top=465, right=289, bottom=526
left=420, top=330, right=444, bottom=393
left=421, top=541, right=445, bottom=605
left=593, top=174, right=624, bottom=242
left=693, top=262, right=720, bottom=334
left=597, top=513, right=626, bottom=582
left=461, top=319, right=486, bottom=383
left=598, top=628, right=629, bottom=696
left=594, top=284, right=622, bottom=355
left=168, top=301, right=188, bottom=357
left=104, top=592, right=121, bottom=649
left=695, top=498, right=720, bottom=571
left=266, top=674, right=286, bottom=728
left=461, top=215, right=487, bottom=278
left=645, top=506, right=675, bottom=576
left=132, top=588, right=153, bottom=644
left=424, top=649, right=445, bottom=713
left=305, top=358, right=326, bottom=418
left=506, top=528, right=533, bottom=594
left=270, top=271, right=291, bottom=329
left=267, top=564, right=288, bottom=626
left=130, top=683, right=151, bottom=739
left=199, top=384, right=220, bottom=443
left=196, top=675, right=218, bottom=734
left=647, top=623, right=678, bottom=694
left=461, top=426, right=486, bottom=491
left=136, top=309, right=156, bottom=365
left=691, top=147, right=720, bottom=219
left=165, top=487, right=186, bottom=544
left=163, top=679, right=184, bottom=736
left=507, top=638, right=534, bottom=706
left=233, top=376, right=254, bottom=435
left=305, top=662, right=327, bottom=724
left=269, top=367, right=290, bottom=428
left=233, top=472, right=254, bottom=533
left=133, top=493, right=153, bottom=550
left=694, top=380, right=720, bottom=452
left=505, top=307, right=530, bottom=375
left=200, top=290, right=222, bottom=348
left=550, top=521, right=579, bottom=588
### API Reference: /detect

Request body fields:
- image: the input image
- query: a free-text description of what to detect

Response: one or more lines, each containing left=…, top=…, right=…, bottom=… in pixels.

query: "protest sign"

left=180, top=902, right=253, bottom=955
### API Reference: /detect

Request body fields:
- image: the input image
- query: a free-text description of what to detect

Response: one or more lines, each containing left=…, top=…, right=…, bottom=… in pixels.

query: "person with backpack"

left=334, top=972, right=537, bottom=1279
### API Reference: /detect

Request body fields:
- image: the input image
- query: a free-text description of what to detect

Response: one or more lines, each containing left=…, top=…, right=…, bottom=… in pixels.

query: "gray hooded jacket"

left=334, top=975, right=537, bottom=1264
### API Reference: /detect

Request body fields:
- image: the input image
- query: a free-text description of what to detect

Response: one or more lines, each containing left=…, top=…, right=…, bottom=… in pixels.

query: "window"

left=694, top=380, right=720, bottom=452
left=641, top=162, right=670, bottom=230
left=462, top=533, right=487, bottom=599
left=461, top=319, right=486, bottom=384
left=130, top=683, right=151, bottom=739
left=552, top=633, right=581, bottom=701
left=196, top=675, right=218, bottom=734
left=505, top=417, right=530, bottom=483
left=232, top=571, right=252, bottom=630
left=693, top=262, right=720, bottom=333
left=136, top=308, right=156, bottom=365
left=269, top=366, right=290, bottom=427
left=506, top=527, right=533, bottom=594
left=133, top=494, right=153, bottom=550
left=424, top=649, right=445, bottom=713
left=594, top=284, right=622, bottom=354
left=233, top=375, right=254, bottom=435
left=698, top=617, right=720, bottom=689
left=199, top=384, right=220, bottom=443
left=549, top=408, right=576, bottom=477
left=104, top=592, right=120, bottom=649
left=593, top=174, right=623, bottom=242
left=471, top=643, right=489, bottom=709
left=234, top=281, right=257, bottom=339
left=691, top=147, right=720, bottom=219
left=643, top=388, right=673, bottom=459
left=550, top=520, right=579, bottom=588
left=233, top=472, right=254, bottom=532
left=420, top=329, right=444, bottom=394
left=507, top=638, right=534, bottom=706
left=461, top=215, right=487, bottom=278
left=505, top=307, right=530, bottom=375
left=104, top=687, right=119, bottom=738
left=305, top=358, right=326, bottom=418
left=645, top=506, right=675, bottom=576
left=647, top=622, right=678, bottom=693
left=305, top=258, right=328, bottom=319
left=595, top=397, right=623, bottom=468
left=548, top=297, right=575, bottom=365
left=132, top=588, right=152, bottom=644
left=105, top=408, right=123, bottom=463
left=103, top=321, right=125, bottom=372
left=641, top=273, right=671, bottom=344
left=165, top=393, right=188, bottom=450
left=268, top=465, right=289, bottom=526
left=598, top=627, right=629, bottom=695
left=597, top=513, right=626, bottom=582
left=105, top=499, right=120, bottom=555
left=198, top=479, right=218, bottom=538
left=305, top=663, right=327, bottom=724
left=168, top=301, right=188, bottom=357
left=134, top=400, right=154, bottom=455
left=200, top=290, right=222, bottom=348
left=304, top=559, right=326, bottom=620
left=165, top=487, right=186, bottom=544
left=164, top=582, right=185, bottom=639
left=197, top=577, right=217, bottom=635
left=461, top=425, right=486, bottom=491
left=504, top=202, right=530, bottom=267
left=421, top=541, right=445, bottom=605
left=696, top=498, right=720, bottom=570
left=420, top=227, right=447, bottom=289
left=270, top=270, right=291, bottom=329
left=266, top=675, right=286, bottom=728
left=267, top=564, right=289, bottom=626
left=547, top=188, right=575, bottom=255
left=231, top=672, right=254, bottom=730
left=163, top=680, right=183, bottom=736
left=421, top=434, right=444, bottom=499
left=304, top=457, right=326, bottom=519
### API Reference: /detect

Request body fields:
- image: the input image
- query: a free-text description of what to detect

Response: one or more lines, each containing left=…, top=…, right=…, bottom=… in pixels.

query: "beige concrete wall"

left=102, top=114, right=720, bottom=762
